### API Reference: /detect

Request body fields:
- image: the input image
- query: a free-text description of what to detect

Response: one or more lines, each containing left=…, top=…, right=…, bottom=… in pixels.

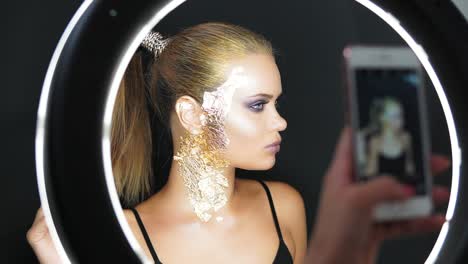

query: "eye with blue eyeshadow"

left=246, top=93, right=284, bottom=112
left=249, top=99, right=281, bottom=112
left=249, top=100, right=267, bottom=112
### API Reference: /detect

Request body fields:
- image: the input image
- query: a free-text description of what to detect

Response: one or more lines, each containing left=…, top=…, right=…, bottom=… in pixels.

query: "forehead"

left=384, top=104, right=402, bottom=114
left=386, top=103, right=401, bottom=110
left=225, top=54, right=282, bottom=98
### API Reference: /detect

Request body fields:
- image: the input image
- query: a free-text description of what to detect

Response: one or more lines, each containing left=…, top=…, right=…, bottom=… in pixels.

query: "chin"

left=261, top=157, right=277, bottom=170
left=237, top=157, right=276, bottom=171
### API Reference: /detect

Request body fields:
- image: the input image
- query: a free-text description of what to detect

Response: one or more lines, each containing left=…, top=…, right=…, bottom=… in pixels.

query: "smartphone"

left=343, top=45, right=432, bottom=221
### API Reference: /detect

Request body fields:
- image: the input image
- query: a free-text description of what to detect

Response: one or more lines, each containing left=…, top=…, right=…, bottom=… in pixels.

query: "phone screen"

left=351, top=68, right=430, bottom=196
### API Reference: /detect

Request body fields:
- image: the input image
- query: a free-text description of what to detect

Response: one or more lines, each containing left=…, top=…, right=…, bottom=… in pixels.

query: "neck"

left=159, top=159, right=238, bottom=221
left=382, top=127, right=397, bottom=138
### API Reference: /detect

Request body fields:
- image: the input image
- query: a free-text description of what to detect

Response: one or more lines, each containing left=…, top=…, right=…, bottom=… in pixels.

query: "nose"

left=273, top=113, right=287, bottom=132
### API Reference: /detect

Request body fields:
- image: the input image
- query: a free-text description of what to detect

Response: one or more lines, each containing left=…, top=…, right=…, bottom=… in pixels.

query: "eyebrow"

left=248, top=92, right=282, bottom=99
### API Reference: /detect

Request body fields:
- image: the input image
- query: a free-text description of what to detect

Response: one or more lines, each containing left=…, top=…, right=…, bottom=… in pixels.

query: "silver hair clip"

left=141, top=31, right=171, bottom=58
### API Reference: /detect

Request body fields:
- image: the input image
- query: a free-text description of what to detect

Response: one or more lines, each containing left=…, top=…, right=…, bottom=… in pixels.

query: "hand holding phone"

left=306, top=127, right=449, bottom=264
left=343, top=45, right=432, bottom=221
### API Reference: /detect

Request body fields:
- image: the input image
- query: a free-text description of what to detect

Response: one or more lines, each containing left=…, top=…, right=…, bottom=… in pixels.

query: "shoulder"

left=401, top=131, right=412, bottom=143
left=122, top=208, right=145, bottom=239
left=123, top=209, right=139, bottom=231
left=123, top=209, right=135, bottom=221
left=369, top=134, right=381, bottom=145
left=261, top=181, right=307, bottom=234
left=261, top=180, right=305, bottom=211
left=122, top=209, right=153, bottom=260
left=368, top=135, right=381, bottom=152
left=238, top=178, right=305, bottom=212
left=262, top=180, right=307, bottom=261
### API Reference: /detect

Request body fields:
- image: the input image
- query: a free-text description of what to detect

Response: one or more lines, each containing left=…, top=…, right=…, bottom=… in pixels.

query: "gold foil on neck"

left=173, top=67, right=248, bottom=222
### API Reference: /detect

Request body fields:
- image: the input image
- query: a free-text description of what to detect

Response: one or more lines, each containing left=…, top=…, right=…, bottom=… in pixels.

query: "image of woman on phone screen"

left=363, top=97, right=416, bottom=184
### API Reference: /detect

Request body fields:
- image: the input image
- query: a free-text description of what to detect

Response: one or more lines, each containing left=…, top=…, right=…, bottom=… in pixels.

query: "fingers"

left=325, top=126, right=353, bottom=189
left=27, top=207, right=49, bottom=244
left=356, top=176, right=451, bottom=210
left=432, top=185, right=451, bottom=206
left=34, top=207, right=44, bottom=222
left=353, top=176, right=413, bottom=209
left=430, top=154, right=451, bottom=175
left=376, top=214, right=446, bottom=240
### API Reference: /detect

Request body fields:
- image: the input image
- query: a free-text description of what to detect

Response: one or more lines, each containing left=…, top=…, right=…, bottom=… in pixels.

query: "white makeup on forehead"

left=202, top=66, right=250, bottom=119
left=384, top=104, right=401, bottom=116
left=199, top=66, right=250, bottom=147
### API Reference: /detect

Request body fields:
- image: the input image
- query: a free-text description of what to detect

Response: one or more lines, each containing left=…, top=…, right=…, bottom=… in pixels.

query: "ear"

left=174, top=95, right=205, bottom=134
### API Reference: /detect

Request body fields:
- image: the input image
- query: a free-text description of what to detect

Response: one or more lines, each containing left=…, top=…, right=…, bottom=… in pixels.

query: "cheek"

left=222, top=110, right=269, bottom=168
left=392, top=117, right=403, bottom=126
left=225, top=111, right=260, bottom=149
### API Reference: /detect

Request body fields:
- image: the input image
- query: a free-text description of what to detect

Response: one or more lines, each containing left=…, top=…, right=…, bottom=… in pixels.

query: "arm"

left=364, top=137, right=379, bottom=178
left=404, top=133, right=415, bottom=176
left=305, top=127, right=449, bottom=264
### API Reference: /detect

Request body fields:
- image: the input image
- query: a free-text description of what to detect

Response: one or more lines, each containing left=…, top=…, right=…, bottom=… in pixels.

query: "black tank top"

left=378, top=152, right=406, bottom=182
left=130, top=179, right=294, bottom=263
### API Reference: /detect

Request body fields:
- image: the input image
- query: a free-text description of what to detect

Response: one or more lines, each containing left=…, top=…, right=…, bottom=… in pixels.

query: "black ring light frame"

left=35, top=0, right=468, bottom=263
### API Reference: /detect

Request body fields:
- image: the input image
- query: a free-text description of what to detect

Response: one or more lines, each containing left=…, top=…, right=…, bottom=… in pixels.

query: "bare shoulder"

left=122, top=209, right=153, bottom=259
left=122, top=208, right=145, bottom=240
left=238, top=178, right=301, bottom=198
left=369, top=134, right=381, bottom=146
left=262, top=180, right=307, bottom=261
left=237, top=178, right=305, bottom=216
left=402, top=131, right=412, bottom=143
left=237, top=178, right=306, bottom=221
left=262, top=180, right=305, bottom=209
left=262, top=180, right=306, bottom=230
left=122, top=209, right=139, bottom=231
left=123, top=209, right=135, bottom=222
left=238, top=178, right=307, bottom=244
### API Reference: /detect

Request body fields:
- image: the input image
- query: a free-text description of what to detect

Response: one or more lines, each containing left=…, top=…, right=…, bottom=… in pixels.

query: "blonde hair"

left=111, top=22, right=277, bottom=207
left=369, top=96, right=403, bottom=129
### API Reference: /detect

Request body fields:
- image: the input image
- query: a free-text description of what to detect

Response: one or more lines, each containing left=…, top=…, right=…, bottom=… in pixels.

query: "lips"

left=266, top=139, right=281, bottom=148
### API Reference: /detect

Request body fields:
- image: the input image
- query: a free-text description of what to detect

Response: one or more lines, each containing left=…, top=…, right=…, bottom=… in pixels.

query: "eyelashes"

left=249, top=99, right=281, bottom=112
left=250, top=101, right=266, bottom=112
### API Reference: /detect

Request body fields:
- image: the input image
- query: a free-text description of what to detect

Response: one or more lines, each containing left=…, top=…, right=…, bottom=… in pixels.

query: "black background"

left=2, top=0, right=452, bottom=263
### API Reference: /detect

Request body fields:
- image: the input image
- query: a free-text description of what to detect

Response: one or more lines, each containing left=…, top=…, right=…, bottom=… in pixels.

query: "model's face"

left=219, top=53, right=287, bottom=170
left=382, top=103, right=403, bottom=131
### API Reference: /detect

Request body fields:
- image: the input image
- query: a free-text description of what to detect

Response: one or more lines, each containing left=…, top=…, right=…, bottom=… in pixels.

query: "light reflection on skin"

left=172, top=67, right=250, bottom=222
left=122, top=53, right=302, bottom=264
left=222, top=54, right=287, bottom=171
left=165, top=53, right=287, bottom=221
left=199, top=66, right=251, bottom=151
left=381, top=102, right=404, bottom=132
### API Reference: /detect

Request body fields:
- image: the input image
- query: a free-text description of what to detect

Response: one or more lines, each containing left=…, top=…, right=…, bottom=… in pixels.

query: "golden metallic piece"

left=173, top=67, right=248, bottom=222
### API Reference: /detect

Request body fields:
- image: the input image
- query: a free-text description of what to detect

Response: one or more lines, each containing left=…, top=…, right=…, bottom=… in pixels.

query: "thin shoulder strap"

left=256, top=179, right=284, bottom=241
left=129, top=208, right=162, bottom=263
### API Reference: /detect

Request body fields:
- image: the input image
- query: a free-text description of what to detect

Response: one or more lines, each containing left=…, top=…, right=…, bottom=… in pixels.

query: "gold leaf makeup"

left=173, top=67, right=248, bottom=222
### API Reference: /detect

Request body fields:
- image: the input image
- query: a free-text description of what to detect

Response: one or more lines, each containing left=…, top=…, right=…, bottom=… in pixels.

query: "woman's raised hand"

left=26, top=207, right=61, bottom=264
left=305, top=126, right=450, bottom=264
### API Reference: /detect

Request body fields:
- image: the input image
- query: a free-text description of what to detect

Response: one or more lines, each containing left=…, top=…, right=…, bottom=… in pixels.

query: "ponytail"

left=111, top=52, right=153, bottom=207
left=109, top=21, right=276, bottom=207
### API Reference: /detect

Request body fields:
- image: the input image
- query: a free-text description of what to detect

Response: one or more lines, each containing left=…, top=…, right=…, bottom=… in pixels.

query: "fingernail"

left=438, top=215, right=447, bottom=223
left=402, top=185, right=415, bottom=196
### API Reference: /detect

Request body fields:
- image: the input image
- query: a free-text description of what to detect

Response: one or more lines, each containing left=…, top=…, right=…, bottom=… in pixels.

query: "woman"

left=364, top=97, right=416, bottom=184
left=31, top=22, right=305, bottom=264
left=27, top=22, right=450, bottom=264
